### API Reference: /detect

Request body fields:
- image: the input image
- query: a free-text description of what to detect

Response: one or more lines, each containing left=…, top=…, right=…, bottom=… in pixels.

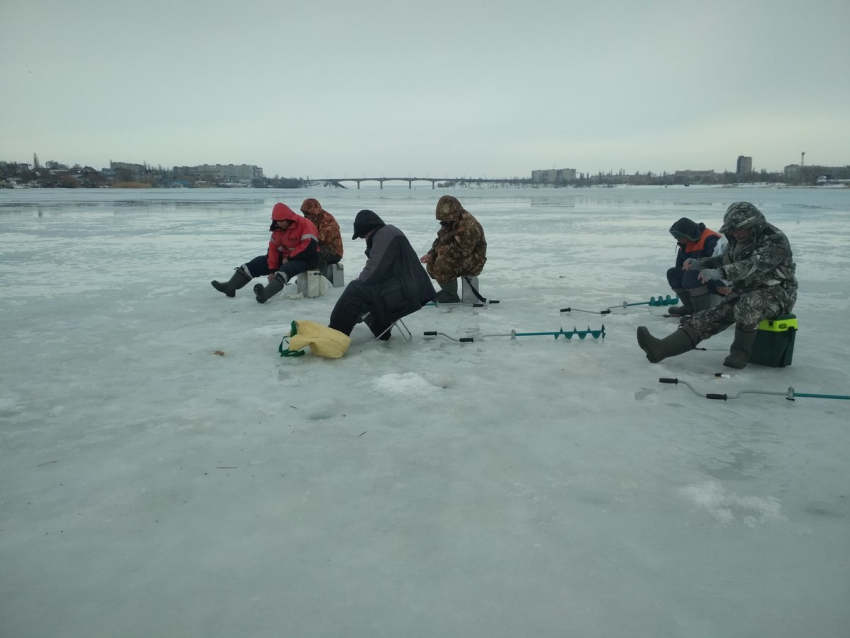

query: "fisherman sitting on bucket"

left=637, top=202, right=797, bottom=369
left=420, top=196, right=487, bottom=303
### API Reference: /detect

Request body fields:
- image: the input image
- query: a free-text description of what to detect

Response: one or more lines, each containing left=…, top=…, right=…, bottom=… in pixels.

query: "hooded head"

left=435, top=196, right=465, bottom=224
left=270, top=202, right=299, bottom=231
left=300, top=198, right=323, bottom=221
left=351, top=209, right=385, bottom=240
left=719, top=202, right=766, bottom=235
left=668, top=217, right=702, bottom=242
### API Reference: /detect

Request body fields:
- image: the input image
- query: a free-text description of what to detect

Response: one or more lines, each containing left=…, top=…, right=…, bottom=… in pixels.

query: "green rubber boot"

left=690, top=289, right=713, bottom=314
left=723, top=324, right=758, bottom=369
left=211, top=268, right=251, bottom=298
left=254, top=275, right=285, bottom=304
left=636, top=325, right=698, bottom=363
left=667, top=289, right=693, bottom=317
left=435, top=278, right=460, bottom=304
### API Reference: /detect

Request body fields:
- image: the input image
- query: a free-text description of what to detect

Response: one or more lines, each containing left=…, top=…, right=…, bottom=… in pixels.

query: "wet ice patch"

left=680, top=480, right=785, bottom=526
left=0, top=394, right=24, bottom=417
left=372, top=372, right=438, bottom=397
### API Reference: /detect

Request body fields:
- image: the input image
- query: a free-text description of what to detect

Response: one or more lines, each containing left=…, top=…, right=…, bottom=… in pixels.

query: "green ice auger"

left=561, top=295, right=678, bottom=315
left=659, top=378, right=850, bottom=402
left=423, top=326, right=605, bottom=343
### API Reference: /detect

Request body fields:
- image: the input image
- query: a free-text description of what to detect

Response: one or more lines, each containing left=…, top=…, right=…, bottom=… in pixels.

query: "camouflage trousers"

left=683, top=285, right=797, bottom=341
left=427, top=255, right=471, bottom=284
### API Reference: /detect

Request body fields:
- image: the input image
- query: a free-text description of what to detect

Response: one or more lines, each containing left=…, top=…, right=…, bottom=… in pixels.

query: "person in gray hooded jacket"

left=329, top=210, right=437, bottom=340
left=637, top=202, right=797, bottom=369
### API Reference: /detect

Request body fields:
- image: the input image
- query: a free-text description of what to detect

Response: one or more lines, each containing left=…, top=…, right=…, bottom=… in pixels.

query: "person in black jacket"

left=666, top=217, right=726, bottom=316
left=329, top=210, right=437, bottom=340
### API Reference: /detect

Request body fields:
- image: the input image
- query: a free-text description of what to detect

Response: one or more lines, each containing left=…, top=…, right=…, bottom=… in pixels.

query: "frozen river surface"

left=1, top=186, right=849, bottom=637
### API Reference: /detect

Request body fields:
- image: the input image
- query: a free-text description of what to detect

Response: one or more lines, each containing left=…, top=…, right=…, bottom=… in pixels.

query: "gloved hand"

left=698, top=268, right=723, bottom=283
left=683, top=258, right=702, bottom=271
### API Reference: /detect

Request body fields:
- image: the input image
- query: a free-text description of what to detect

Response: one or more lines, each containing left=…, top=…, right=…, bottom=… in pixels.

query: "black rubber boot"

left=254, top=275, right=285, bottom=304
left=636, top=325, right=698, bottom=363
left=667, top=289, right=693, bottom=317
left=211, top=268, right=251, bottom=298
left=435, top=278, right=460, bottom=304
left=363, top=313, right=391, bottom=341
left=723, top=324, right=758, bottom=369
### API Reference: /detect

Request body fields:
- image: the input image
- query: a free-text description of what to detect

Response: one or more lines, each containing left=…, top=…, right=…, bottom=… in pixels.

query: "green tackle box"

left=750, top=313, right=797, bottom=368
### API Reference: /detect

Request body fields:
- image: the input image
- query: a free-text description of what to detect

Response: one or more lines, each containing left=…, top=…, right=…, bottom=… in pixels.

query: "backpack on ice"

left=278, top=320, right=351, bottom=359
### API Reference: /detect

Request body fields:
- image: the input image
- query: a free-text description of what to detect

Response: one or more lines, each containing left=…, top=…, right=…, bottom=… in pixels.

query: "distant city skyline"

left=6, top=153, right=843, bottom=179
left=2, top=0, right=848, bottom=177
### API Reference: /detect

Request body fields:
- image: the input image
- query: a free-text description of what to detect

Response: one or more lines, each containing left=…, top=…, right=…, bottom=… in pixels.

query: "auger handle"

left=706, top=393, right=727, bottom=401
left=459, top=337, right=474, bottom=343
left=659, top=378, right=679, bottom=384
left=423, top=331, right=437, bottom=336
left=560, top=308, right=571, bottom=312
left=489, top=300, right=500, bottom=304
left=600, top=309, right=611, bottom=315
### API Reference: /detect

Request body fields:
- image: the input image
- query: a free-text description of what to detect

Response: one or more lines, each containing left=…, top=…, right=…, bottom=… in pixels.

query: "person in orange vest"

left=666, top=217, right=727, bottom=316
left=211, top=203, right=319, bottom=304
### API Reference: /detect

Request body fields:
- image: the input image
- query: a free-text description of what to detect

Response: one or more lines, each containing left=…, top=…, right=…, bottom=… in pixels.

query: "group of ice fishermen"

left=211, top=197, right=796, bottom=369
left=211, top=195, right=485, bottom=342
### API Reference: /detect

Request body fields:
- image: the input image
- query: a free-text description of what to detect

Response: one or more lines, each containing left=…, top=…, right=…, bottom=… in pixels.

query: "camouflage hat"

left=436, top=195, right=465, bottom=223
left=719, top=202, right=763, bottom=234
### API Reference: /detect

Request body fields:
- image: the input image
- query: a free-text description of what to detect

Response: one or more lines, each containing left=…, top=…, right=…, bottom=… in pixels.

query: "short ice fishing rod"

left=424, top=326, right=605, bottom=343
left=659, top=377, right=850, bottom=402
left=561, top=295, right=679, bottom=315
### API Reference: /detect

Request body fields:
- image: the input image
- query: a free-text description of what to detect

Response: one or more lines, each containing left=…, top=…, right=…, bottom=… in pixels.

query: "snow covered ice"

left=1, top=186, right=849, bottom=637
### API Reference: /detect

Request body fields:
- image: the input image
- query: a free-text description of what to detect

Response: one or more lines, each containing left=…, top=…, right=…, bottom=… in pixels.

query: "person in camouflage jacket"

left=637, top=202, right=797, bottom=369
left=420, top=196, right=487, bottom=303
left=300, top=198, right=343, bottom=268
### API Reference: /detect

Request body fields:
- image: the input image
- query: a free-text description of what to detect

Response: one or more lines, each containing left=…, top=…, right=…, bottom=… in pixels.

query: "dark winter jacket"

left=671, top=220, right=721, bottom=270
left=357, top=212, right=436, bottom=324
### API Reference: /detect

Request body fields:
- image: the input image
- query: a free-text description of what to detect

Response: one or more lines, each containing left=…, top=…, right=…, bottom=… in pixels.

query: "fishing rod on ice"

left=658, top=377, right=850, bottom=402
left=424, top=326, right=605, bottom=343
left=560, top=294, right=679, bottom=315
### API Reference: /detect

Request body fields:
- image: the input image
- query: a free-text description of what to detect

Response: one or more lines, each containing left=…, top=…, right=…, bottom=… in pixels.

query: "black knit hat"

left=351, top=209, right=385, bottom=240
left=669, top=217, right=701, bottom=242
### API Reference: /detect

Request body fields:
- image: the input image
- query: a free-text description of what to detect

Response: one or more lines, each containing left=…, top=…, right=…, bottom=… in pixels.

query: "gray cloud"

left=2, top=0, right=848, bottom=175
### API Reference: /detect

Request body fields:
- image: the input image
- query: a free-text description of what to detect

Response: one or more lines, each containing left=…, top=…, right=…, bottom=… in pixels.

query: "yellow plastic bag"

left=279, top=320, right=351, bottom=359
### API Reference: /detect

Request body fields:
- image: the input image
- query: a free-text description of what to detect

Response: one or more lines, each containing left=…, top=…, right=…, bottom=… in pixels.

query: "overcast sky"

left=2, top=0, right=848, bottom=177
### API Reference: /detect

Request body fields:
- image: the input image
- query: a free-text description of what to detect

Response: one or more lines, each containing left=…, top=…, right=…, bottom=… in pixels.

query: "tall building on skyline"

left=736, top=155, right=753, bottom=174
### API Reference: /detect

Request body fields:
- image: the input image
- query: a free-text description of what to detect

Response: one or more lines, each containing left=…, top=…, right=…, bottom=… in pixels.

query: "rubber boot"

left=435, top=278, right=460, bottom=304
left=636, top=325, right=698, bottom=363
left=723, top=324, right=758, bottom=369
left=667, top=289, right=693, bottom=317
left=211, top=268, right=251, bottom=298
left=690, top=290, right=713, bottom=314
left=254, top=275, right=285, bottom=304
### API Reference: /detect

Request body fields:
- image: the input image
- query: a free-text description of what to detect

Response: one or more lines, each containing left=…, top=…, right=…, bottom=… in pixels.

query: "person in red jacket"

left=211, top=203, right=320, bottom=304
